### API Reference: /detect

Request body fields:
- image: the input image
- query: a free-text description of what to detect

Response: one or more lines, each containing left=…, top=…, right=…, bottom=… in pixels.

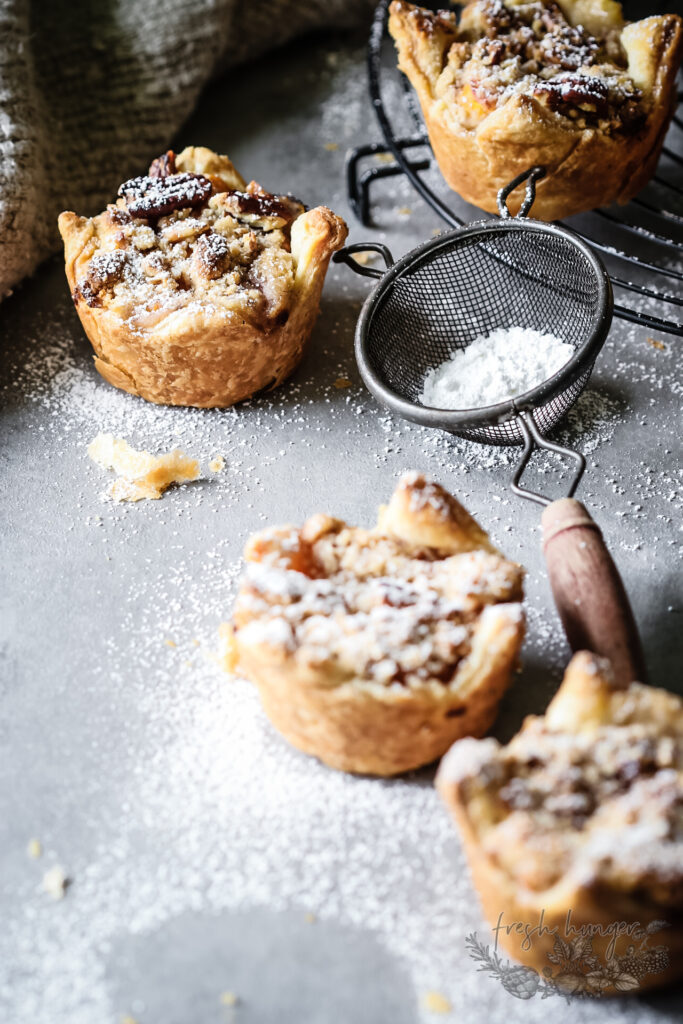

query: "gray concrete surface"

left=1, top=18, right=682, bottom=1024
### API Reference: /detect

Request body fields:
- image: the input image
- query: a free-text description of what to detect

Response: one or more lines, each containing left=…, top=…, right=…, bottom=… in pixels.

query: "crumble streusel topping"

left=446, top=680, right=683, bottom=898
left=232, top=512, right=523, bottom=689
left=431, top=0, right=644, bottom=132
left=73, top=149, right=306, bottom=331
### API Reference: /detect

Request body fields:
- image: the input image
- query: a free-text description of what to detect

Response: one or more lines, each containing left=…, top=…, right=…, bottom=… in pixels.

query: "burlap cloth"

left=0, top=0, right=376, bottom=300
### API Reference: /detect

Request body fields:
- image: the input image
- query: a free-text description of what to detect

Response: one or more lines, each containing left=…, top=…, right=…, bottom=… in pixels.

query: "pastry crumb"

left=88, top=433, right=200, bottom=502
left=352, top=251, right=370, bottom=265
left=375, top=152, right=394, bottom=164
left=209, top=455, right=226, bottom=473
left=304, top=911, right=316, bottom=924
left=121, top=1016, right=140, bottom=1024
left=42, top=865, right=69, bottom=900
left=165, top=639, right=176, bottom=648
left=422, top=990, right=452, bottom=1014
left=323, top=142, right=339, bottom=151
left=220, top=991, right=239, bottom=1006
left=333, top=377, right=352, bottom=389
left=647, top=337, right=666, bottom=350
left=27, top=838, right=42, bottom=859
left=398, top=206, right=412, bottom=216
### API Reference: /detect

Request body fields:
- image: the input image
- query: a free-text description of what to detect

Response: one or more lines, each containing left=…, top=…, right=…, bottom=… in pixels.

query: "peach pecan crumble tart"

left=58, top=147, right=347, bottom=407
left=438, top=651, right=683, bottom=990
left=389, top=1, right=682, bottom=219
left=222, top=472, right=525, bottom=776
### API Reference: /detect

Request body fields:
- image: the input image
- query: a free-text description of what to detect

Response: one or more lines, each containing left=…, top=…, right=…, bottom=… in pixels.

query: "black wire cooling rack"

left=346, top=0, right=683, bottom=337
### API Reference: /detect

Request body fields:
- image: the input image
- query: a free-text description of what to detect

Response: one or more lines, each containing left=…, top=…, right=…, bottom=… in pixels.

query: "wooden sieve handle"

left=541, top=498, right=647, bottom=686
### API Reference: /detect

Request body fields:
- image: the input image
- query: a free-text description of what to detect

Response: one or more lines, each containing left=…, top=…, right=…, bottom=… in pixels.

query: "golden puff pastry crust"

left=437, top=652, right=683, bottom=991
left=58, top=147, right=347, bottom=407
left=223, top=472, right=525, bottom=776
left=389, top=1, right=682, bottom=220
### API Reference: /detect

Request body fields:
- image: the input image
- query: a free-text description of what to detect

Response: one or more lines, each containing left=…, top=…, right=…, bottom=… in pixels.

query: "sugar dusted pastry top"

left=63, top=147, right=318, bottom=334
left=391, top=0, right=679, bottom=135
left=231, top=472, right=524, bottom=691
left=438, top=652, right=683, bottom=903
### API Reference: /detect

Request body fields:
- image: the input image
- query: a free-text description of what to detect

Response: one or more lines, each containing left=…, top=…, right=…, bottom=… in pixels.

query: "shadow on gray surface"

left=106, top=907, right=419, bottom=1024
left=493, top=653, right=563, bottom=744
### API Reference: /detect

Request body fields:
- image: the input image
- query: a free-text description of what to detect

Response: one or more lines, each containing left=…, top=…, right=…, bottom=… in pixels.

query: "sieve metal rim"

left=353, top=218, right=613, bottom=433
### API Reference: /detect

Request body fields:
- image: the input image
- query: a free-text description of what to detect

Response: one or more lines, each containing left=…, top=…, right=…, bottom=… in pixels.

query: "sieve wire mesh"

left=363, top=225, right=603, bottom=445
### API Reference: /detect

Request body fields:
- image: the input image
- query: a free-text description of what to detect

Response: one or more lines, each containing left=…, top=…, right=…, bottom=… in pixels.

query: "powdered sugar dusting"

left=235, top=529, right=522, bottom=686
left=420, top=326, right=574, bottom=409
left=2, top=290, right=676, bottom=1024
left=1, top=24, right=682, bottom=1024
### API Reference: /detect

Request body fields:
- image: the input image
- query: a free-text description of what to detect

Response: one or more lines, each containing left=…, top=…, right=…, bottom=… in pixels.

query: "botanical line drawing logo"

left=466, top=916, right=671, bottom=999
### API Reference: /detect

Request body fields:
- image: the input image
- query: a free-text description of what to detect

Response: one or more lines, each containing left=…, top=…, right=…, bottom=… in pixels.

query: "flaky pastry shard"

left=87, top=433, right=199, bottom=501
left=437, top=651, right=683, bottom=991
left=59, top=147, right=347, bottom=407
left=389, top=0, right=682, bottom=220
left=223, top=472, right=525, bottom=776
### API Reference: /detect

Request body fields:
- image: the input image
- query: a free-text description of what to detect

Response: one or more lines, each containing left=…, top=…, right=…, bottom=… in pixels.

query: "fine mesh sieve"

left=335, top=167, right=613, bottom=504
left=358, top=220, right=606, bottom=446
left=334, top=168, right=647, bottom=686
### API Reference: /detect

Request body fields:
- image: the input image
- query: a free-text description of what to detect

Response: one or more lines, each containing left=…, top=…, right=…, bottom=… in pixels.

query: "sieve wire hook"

left=497, top=166, right=547, bottom=220
left=511, top=410, right=586, bottom=506
left=333, top=242, right=395, bottom=280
